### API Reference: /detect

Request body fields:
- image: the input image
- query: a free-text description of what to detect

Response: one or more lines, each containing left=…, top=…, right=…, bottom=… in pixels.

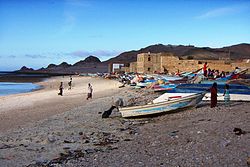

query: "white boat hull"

left=153, top=93, right=250, bottom=103
left=120, top=93, right=205, bottom=118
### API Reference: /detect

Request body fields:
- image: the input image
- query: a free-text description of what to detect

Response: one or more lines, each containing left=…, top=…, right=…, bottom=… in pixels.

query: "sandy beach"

left=0, top=76, right=121, bottom=132
left=0, top=77, right=249, bottom=167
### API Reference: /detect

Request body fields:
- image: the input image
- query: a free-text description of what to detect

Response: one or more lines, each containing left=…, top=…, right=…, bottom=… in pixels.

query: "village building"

left=128, top=52, right=250, bottom=74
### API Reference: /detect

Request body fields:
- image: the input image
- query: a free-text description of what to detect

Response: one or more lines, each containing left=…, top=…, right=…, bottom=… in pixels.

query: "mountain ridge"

left=18, top=43, right=250, bottom=73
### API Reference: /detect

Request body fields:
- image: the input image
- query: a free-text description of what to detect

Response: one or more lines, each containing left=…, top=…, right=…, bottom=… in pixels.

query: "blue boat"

left=168, top=83, right=250, bottom=95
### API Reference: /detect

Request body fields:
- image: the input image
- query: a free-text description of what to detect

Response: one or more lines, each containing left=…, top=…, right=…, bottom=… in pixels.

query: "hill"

left=104, top=43, right=250, bottom=63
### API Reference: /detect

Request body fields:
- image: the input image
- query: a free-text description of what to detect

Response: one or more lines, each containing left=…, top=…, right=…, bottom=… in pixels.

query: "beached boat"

left=120, top=92, right=206, bottom=118
left=153, top=92, right=250, bottom=102
left=152, top=84, right=177, bottom=92
left=174, top=83, right=250, bottom=94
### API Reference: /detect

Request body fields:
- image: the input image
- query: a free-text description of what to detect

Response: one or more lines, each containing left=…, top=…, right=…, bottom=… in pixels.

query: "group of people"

left=58, top=76, right=93, bottom=100
left=210, top=82, right=230, bottom=108
left=203, top=62, right=229, bottom=79
left=58, top=76, right=73, bottom=96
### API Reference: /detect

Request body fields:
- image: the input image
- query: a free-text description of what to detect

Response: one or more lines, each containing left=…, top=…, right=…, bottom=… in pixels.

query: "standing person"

left=203, top=62, right=208, bottom=77
left=210, top=82, right=217, bottom=108
left=58, top=82, right=64, bottom=96
left=86, top=83, right=93, bottom=100
left=223, top=84, right=230, bottom=106
left=207, top=68, right=212, bottom=77
left=68, top=76, right=72, bottom=90
left=176, top=69, right=180, bottom=76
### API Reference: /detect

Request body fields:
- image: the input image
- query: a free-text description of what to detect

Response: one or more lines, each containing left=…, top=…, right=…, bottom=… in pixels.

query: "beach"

left=0, top=77, right=249, bottom=166
left=0, top=76, right=121, bottom=132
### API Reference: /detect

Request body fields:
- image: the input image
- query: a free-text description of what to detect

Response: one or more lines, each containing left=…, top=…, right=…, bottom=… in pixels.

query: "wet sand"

left=0, top=77, right=249, bottom=166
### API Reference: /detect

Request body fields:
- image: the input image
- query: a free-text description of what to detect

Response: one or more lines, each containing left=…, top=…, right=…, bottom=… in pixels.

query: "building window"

left=148, top=56, right=151, bottom=61
left=148, top=67, right=151, bottom=71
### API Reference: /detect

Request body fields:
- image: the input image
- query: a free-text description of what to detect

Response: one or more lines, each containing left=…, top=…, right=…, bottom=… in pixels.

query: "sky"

left=0, top=0, right=250, bottom=71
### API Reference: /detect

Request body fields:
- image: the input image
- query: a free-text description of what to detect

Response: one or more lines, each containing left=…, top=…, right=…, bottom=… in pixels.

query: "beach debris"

left=0, top=143, right=16, bottom=150
left=85, top=148, right=95, bottom=154
left=106, top=145, right=118, bottom=151
left=247, top=157, right=250, bottom=166
left=64, top=140, right=75, bottom=143
left=197, top=131, right=202, bottom=134
left=124, top=138, right=132, bottom=141
left=47, top=134, right=57, bottom=143
left=233, top=128, right=246, bottom=135
left=35, top=156, right=49, bottom=166
left=221, top=139, right=231, bottom=147
left=118, top=84, right=125, bottom=88
left=35, top=149, right=86, bottom=166
left=168, top=130, right=179, bottom=137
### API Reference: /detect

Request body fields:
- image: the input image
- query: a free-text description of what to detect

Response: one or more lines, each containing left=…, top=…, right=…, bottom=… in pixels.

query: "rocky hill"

left=36, top=56, right=107, bottom=74
left=73, top=56, right=101, bottom=66
left=104, top=43, right=250, bottom=63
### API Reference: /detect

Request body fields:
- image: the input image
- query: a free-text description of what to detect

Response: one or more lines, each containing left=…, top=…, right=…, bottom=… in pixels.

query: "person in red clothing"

left=210, top=82, right=217, bottom=108
left=203, top=62, right=208, bottom=77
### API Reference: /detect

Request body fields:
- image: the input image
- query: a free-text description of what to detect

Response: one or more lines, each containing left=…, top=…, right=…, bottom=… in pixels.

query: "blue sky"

left=0, top=0, right=250, bottom=70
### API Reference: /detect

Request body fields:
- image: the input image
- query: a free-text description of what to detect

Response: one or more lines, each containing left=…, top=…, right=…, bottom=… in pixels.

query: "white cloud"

left=58, top=0, right=90, bottom=34
left=69, top=50, right=122, bottom=57
left=196, top=5, right=249, bottom=19
left=60, top=12, right=76, bottom=33
left=67, top=50, right=123, bottom=60
left=24, top=54, right=47, bottom=59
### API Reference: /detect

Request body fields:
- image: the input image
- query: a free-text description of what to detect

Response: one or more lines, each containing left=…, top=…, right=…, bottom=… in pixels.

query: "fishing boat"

left=152, top=84, right=177, bottom=92
left=174, top=83, right=250, bottom=94
left=120, top=92, right=206, bottom=118
left=200, top=68, right=248, bottom=84
left=153, top=92, right=250, bottom=102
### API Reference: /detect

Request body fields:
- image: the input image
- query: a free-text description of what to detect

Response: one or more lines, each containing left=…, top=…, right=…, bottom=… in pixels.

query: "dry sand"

left=0, top=77, right=249, bottom=167
left=0, top=76, right=120, bottom=132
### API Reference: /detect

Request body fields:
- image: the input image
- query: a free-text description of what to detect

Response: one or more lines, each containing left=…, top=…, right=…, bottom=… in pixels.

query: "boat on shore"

left=174, top=83, right=250, bottom=94
left=153, top=92, right=250, bottom=102
left=120, top=92, right=206, bottom=118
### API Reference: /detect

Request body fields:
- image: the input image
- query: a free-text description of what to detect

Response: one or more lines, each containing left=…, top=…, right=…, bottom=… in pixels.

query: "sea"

left=0, top=71, right=42, bottom=96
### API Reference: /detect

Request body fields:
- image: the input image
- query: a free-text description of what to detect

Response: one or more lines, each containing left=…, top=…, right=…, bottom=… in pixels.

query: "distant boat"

left=120, top=92, right=205, bottom=118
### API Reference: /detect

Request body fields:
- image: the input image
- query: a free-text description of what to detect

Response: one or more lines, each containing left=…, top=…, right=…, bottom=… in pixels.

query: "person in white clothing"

left=86, top=83, right=93, bottom=100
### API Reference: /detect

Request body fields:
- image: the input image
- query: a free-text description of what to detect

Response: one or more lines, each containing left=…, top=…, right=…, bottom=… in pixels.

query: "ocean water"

left=0, top=82, right=41, bottom=96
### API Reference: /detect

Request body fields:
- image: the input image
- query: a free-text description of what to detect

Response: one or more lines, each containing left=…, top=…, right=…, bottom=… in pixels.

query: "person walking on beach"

left=210, top=82, right=217, bottom=108
left=68, top=76, right=72, bottom=90
left=86, top=83, right=93, bottom=100
left=223, top=84, right=230, bottom=106
left=58, top=82, right=64, bottom=96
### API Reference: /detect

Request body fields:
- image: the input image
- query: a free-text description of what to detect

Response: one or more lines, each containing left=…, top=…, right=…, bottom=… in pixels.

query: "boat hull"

left=153, top=92, right=250, bottom=103
left=120, top=92, right=205, bottom=118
